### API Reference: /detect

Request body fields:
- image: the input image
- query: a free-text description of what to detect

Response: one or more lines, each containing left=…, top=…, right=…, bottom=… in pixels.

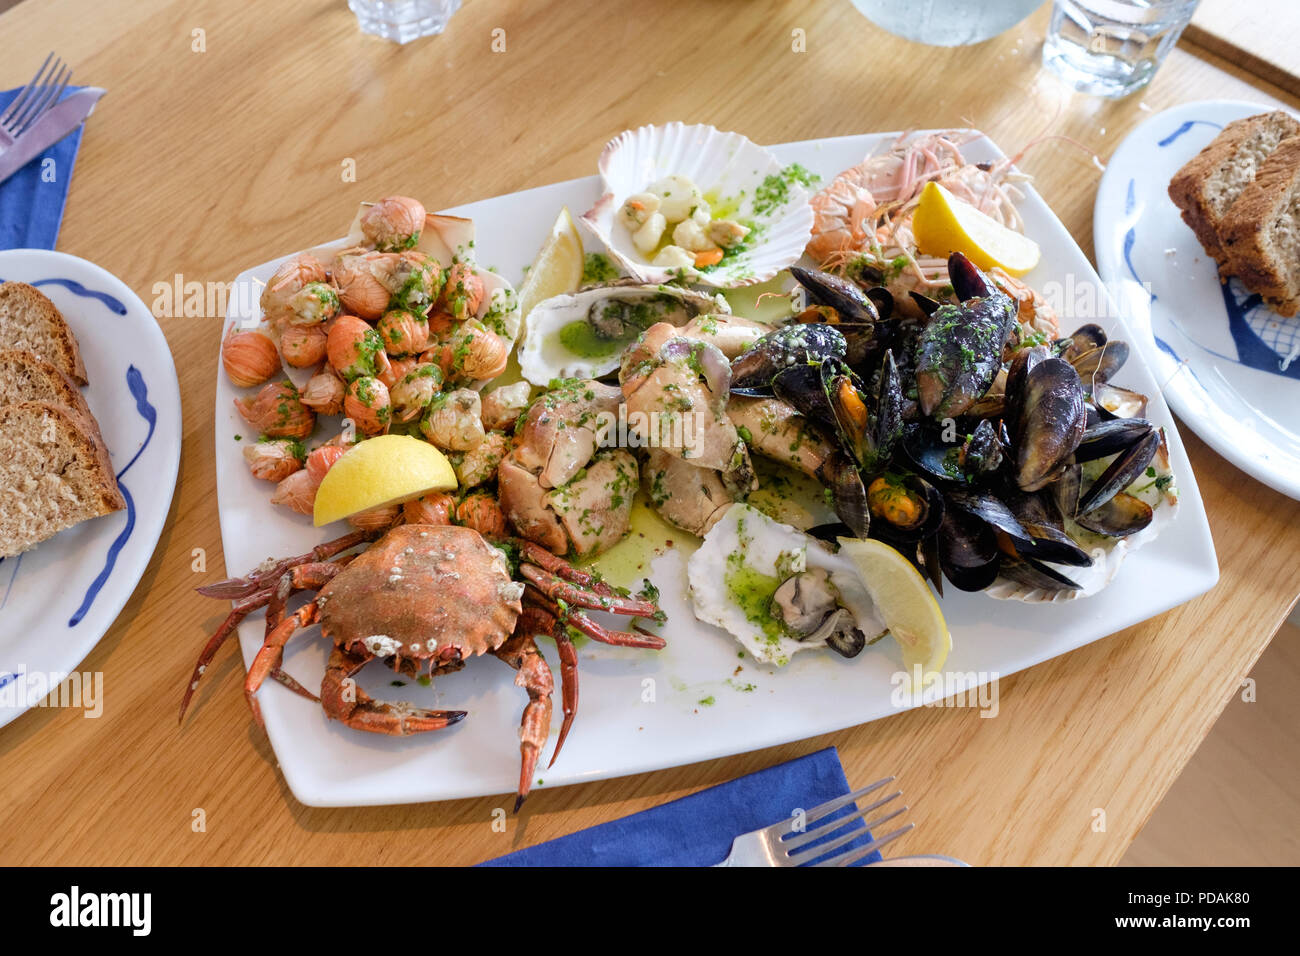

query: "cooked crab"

left=183, top=523, right=665, bottom=808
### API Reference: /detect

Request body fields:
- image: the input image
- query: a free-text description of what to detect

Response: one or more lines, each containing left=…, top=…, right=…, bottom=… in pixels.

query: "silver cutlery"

left=0, top=53, right=73, bottom=149
left=0, top=83, right=104, bottom=186
left=714, top=776, right=913, bottom=867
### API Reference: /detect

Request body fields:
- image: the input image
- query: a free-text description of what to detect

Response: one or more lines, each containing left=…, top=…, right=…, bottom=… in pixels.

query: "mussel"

left=914, top=253, right=1019, bottom=418
left=790, top=266, right=897, bottom=366
left=730, top=324, right=846, bottom=393
left=865, top=472, right=944, bottom=543
left=904, top=418, right=1003, bottom=486
left=937, top=508, right=1001, bottom=593
left=1074, top=491, right=1153, bottom=538
left=1012, top=356, right=1087, bottom=492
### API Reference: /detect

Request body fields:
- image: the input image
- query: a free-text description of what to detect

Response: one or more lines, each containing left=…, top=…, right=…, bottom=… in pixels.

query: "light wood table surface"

left=1, top=0, right=1298, bottom=867
left=1187, top=0, right=1300, bottom=98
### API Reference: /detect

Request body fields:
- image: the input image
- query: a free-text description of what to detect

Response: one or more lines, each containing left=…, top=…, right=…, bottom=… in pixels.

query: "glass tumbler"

left=1043, top=0, right=1200, bottom=97
left=348, top=0, right=462, bottom=44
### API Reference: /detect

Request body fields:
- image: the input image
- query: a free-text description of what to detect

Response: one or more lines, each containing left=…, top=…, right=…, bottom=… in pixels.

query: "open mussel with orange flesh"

left=790, top=266, right=896, bottom=366
left=864, top=472, right=945, bottom=544
left=914, top=253, right=1020, bottom=419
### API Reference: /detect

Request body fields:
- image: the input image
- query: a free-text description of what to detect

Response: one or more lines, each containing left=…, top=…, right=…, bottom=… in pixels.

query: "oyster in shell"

left=687, top=503, right=884, bottom=666
left=517, top=281, right=728, bottom=386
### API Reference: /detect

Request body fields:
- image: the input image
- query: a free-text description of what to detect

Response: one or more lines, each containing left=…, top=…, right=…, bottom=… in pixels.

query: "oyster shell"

left=517, top=281, right=727, bottom=386
left=687, top=504, right=883, bottom=666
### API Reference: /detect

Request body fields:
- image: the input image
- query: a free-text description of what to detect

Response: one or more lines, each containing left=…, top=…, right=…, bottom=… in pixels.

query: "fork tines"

left=0, top=53, right=73, bottom=140
left=782, top=778, right=914, bottom=867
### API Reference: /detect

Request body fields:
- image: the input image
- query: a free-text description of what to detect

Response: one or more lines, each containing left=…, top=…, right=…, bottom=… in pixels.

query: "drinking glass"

left=850, top=0, right=1045, bottom=47
left=1043, top=0, right=1200, bottom=97
left=348, top=0, right=462, bottom=44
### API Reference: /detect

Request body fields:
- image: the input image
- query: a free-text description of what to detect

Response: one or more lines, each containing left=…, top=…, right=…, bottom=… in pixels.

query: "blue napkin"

left=0, top=85, right=89, bottom=251
left=481, top=747, right=883, bottom=867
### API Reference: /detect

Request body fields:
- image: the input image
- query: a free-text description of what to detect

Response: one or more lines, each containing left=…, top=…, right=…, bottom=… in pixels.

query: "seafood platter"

left=203, top=123, right=1217, bottom=807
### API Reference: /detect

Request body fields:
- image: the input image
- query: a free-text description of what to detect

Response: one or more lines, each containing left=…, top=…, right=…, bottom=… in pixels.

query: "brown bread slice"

left=1220, top=135, right=1300, bottom=317
left=0, top=401, right=125, bottom=559
left=0, top=282, right=88, bottom=386
left=1168, top=111, right=1300, bottom=264
left=0, top=348, right=93, bottom=420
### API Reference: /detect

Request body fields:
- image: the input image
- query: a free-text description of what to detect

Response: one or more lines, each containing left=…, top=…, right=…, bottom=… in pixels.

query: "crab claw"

left=320, top=646, right=467, bottom=735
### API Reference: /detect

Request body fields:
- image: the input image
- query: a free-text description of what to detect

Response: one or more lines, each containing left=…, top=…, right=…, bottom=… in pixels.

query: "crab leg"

left=182, top=563, right=342, bottom=723
left=562, top=606, right=667, bottom=649
left=264, top=561, right=350, bottom=635
left=320, top=645, right=467, bottom=736
left=508, top=539, right=621, bottom=598
left=519, top=564, right=658, bottom=617
left=516, top=603, right=579, bottom=771
left=525, top=586, right=667, bottom=650
left=196, top=529, right=376, bottom=600
left=268, top=668, right=319, bottom=704
left=493, top=627, right=555, bottom=812
left=245, top=602, right=321, bottom=727
left=179, top=587, right=272, bottom=723
left=549, top=622, right=578, bottom=770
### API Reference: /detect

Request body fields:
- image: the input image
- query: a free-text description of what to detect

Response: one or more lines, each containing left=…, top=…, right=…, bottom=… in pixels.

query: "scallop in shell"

left=582, top=123, right=816, bottom=289
left=687, top=504, right=884, bottom=666
left=517, top=280, right=728, bottom=386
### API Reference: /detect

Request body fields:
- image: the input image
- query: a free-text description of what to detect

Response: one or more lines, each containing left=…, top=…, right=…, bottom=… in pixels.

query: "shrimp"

left=805, top=130, right=1026, bottom=305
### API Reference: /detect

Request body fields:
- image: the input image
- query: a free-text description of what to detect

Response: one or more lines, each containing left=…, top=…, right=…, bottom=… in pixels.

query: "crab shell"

left=316, top=525, right=523, bottom=665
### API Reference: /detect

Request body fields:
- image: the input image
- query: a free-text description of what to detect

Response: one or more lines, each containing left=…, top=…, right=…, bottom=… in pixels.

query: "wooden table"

left=1, top=0, right=1297, bottom=867
left=1187, top=0, right=1300, bottom=98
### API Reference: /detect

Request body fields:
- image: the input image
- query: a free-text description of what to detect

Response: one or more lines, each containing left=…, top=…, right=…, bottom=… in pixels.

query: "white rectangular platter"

left=214, top=130, right=1219, bottom=807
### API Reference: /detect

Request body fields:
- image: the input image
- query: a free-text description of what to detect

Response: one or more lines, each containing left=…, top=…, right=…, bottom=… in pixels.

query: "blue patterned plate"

left=0, top=249, right=181, bottom=728
left=1095, top=100, right=1300, bottom=501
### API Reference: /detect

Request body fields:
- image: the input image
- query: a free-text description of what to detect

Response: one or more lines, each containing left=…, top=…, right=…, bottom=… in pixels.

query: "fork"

left=714, top=776, right=913, bottom=867
left=0, top=53, right=73, bottom=150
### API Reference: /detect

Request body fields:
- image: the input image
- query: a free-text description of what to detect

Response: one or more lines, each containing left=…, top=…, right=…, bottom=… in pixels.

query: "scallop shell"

left=687, top=504, right=883, bottom=666
left=517, top=281, right=728, bottom=386
left=582, top=123, right=815, bottom=289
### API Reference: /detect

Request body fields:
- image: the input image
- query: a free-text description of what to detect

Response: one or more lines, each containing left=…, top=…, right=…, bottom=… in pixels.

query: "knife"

left=0, top=87, right=105, bottom=185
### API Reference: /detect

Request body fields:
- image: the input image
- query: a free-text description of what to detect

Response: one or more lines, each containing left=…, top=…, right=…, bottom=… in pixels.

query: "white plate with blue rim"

left=1095, top=100, right=1300, bottom=502
left=0, top=249, right=181, bottom=729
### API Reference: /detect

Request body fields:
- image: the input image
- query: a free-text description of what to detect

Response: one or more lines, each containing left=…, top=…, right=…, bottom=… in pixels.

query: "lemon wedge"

left=837, top=537, right=951, bottom=686
left=313, top=435, right=457, bottom=527
left=518, top=207, right=584, bottom=321
left=913, top=181, right=1040, bottom=277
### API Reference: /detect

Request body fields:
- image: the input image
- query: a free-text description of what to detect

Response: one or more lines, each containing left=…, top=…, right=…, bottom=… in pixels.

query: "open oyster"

left=687, top=503, right=884, bottom=666
left=517, top=280, right=727, bottom=386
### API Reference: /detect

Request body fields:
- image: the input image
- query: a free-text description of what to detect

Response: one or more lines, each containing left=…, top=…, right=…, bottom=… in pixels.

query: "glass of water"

left=1043, top=0, right=1200, bottom=97
left=348, top=0, right=462, bottom=44
left=851, top=0, right=1045, bottom=47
